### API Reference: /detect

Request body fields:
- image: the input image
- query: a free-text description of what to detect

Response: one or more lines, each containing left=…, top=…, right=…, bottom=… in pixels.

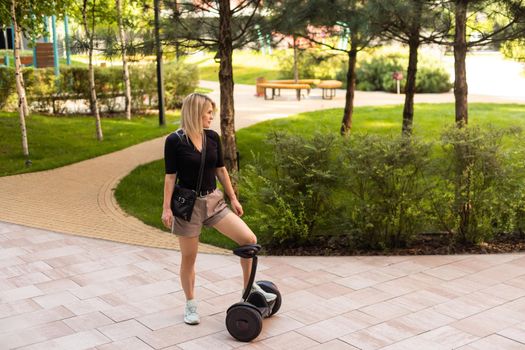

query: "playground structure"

left=0, top=15, right=72, bottom=74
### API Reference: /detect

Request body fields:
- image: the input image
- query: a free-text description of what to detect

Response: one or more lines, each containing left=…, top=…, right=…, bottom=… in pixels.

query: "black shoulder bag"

left=170, top=132, right=207, bottom=222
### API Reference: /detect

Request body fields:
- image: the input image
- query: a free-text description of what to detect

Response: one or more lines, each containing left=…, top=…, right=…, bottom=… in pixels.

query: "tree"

left=440, top=0, right=525, bottom=126
left=81, top=0, right=105, bottom=141
left=0, top=0, right=68, bottom=162
left=370, top=0, right=451, bottom=135
left=116, top=0, right=131, bottom=120
left=9, top=0, right=30, bottom=162
left=165, top=0, right=264, bottom=179
left=268, top=0, right=318, bottom=82
left=301, top=0, right=380, bottom=135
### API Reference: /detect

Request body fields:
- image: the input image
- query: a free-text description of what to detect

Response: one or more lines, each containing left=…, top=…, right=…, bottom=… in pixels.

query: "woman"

left=161, top=93, right=275, bottom=325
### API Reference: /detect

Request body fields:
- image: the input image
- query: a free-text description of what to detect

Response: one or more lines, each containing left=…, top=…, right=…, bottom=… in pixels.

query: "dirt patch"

left=264, top=232, right=525, bottom=256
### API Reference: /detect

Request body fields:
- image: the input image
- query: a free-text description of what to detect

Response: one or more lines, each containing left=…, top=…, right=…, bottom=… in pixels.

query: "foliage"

left=354, top=52, right=453, bottom=93
left=0, top=0, right=69, bottom=40
left=241, top=132, right=340, bottom=246
left=501, top=39, right=525, bottom=61
left=0, top=63, right=199, bottom=113
left=241, top=128, right=525, bottom=250
left=0, top=67, right=16, bottom=109
left=276, top=49, right=347, bottom=80
left=339, top=136, right=433, bottom=249
left=433, top=126, right=525, bottom=244
left=163, top=62, right=200, bottom=109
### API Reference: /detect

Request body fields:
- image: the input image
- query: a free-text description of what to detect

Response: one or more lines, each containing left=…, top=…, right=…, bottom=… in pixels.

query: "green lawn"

left=199, top=64, right=281, bottom=85
left=115, top=103, right=525, bottom=249
left=0, top=112, right=180, bottom=177
left=193, top=50, right=281, bottom=85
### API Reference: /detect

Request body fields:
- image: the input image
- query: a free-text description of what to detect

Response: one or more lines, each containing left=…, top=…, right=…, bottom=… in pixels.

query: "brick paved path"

left=1, top=221, right=525, bottom=349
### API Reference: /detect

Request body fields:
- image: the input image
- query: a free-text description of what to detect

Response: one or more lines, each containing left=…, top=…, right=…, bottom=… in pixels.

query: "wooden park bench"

left=317, top=80, right=343, bottom=99
left=269, top=79, right=321, bottom=86
left=258, top=82, right=312, bottom=101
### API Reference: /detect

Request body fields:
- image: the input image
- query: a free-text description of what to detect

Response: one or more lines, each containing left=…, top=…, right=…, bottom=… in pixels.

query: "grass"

left=199, top=65, right=281, bottom=85
left=0, top=112, right=180, bottom=177
left=115, top=103, right=525, bottom=249
left=193, top=50, right=281, bottom=85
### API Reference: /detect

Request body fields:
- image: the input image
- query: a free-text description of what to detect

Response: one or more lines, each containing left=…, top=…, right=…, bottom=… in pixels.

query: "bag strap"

left=195, top=132, right=207, bottom=194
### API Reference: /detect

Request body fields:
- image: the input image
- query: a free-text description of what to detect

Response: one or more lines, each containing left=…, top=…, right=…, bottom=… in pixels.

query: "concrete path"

left=0, top=81, right=523, bottom=253
left=1, top=82, right=525, bottom=349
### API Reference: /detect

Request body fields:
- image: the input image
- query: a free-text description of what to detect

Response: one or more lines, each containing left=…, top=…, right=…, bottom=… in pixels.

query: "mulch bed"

left=264, top=232, right=525, bottom=256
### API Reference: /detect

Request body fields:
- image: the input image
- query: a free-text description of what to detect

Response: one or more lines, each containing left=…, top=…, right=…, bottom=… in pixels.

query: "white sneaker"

left=251, top=283, right=277, bottom=302
left=184, top=299, right=200, bottom=325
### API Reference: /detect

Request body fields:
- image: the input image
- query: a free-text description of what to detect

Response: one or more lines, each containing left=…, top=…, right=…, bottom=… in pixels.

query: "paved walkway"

left=1, top=82, right=525, bottom=349
left=1, top=221, right=525, bottom=349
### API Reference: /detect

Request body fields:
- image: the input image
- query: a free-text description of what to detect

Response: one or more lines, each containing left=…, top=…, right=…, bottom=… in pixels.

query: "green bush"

left=129, top=64, right=157, bottom=110
left=0, top=67, right=15, bottom=109
left=433, top=126, right=525, bottom=244
left=276, top=49, right=347, bottom=80
left=241, top=131, right=340, bottom=247
left=339, top=136, right=433, bottom=249
left=164, top=62, right=200, bottom=109
left=1, top=62, right=199, bottom=113
left=354, top=52, right=452, bottom=93
left=24, top=68, right=56, bottom=112
left=240, top=128, right=525, bottom=251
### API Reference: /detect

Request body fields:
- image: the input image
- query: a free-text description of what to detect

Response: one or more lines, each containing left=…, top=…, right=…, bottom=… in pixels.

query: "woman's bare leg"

left=213, top=213, right=257, bottom=288
left=178, top=236, right=200, bottom=300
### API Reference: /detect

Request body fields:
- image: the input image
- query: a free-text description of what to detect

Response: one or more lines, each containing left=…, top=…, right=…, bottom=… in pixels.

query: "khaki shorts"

left=171, top=189, right=231, bottom=237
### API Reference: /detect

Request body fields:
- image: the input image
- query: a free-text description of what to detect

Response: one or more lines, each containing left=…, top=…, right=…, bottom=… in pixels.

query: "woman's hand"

left=161, top=208, right=173, bottom=229
left=230, top=198, right=244, bottom=217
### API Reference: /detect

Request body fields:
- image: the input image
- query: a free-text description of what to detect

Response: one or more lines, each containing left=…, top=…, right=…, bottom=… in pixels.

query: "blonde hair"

left=180, top=93, right=216, bottom=139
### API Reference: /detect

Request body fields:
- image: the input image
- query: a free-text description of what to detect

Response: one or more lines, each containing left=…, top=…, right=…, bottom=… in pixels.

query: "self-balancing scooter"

left=225, top=244, right=282, bottom=342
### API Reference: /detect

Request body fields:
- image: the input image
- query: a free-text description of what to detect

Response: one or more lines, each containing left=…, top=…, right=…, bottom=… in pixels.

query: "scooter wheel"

left=256, top=281, right=282, bottom=316
left=226, top=304, right=263, bottom=342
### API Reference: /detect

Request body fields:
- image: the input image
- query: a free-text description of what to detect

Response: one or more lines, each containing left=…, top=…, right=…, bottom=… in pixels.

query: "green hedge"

left=354, top=52, right=453, bottom=93
left=241, top=127, right=525, bottom=251
left=0, top=62, right=199, bottom=113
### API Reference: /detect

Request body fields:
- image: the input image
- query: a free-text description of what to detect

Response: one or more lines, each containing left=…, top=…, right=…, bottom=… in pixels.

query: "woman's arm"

left=216, top=166, right=243, bottom=216
left=161, top=173, right=177, bottom=229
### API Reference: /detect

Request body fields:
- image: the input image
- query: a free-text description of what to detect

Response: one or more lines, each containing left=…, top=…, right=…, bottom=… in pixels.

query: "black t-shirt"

left=164, top=129, right=225, bottom=191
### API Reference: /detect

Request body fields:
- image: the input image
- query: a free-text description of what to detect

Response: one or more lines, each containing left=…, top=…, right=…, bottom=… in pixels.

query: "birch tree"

left=81, top=0, right=104, bottom=141
left=115, top=0, right=131, bottom=120
left=10, top=0, right=30, bottom=161
left=0, top=0, right=68, bottom=162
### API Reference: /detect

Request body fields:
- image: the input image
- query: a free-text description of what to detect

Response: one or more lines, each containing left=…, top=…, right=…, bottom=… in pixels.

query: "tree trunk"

left=16, top=30, right=29, bottom=117
left=402, top=38, right=420, bottom=136
left=454, top=0, right=468, bottom=127
left=83, top=0, right=103, bottom=141
left=116, top=0, right=131, bottom=120
left=11, top=0, right=30, bottom=160
left=154, top=0, right=166, bottom=126
left=218, top=0, right=238, bottom=183
left=293, top=34, right=298, bottom=82
left=341, top=44, right=357, bottom=135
